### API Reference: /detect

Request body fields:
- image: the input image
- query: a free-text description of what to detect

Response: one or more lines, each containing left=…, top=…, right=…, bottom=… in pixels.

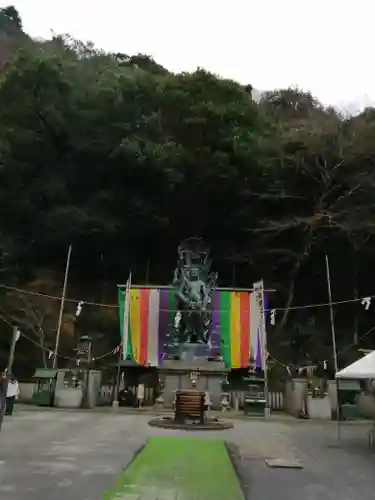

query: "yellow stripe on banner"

left=230, top=292, right=241, bottom=369
left=130, top=288, right=141, bottom=363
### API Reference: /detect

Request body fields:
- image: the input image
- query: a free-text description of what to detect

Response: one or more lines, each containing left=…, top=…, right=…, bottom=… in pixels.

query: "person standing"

left=5, top=374, right=19, bottom=416
left=136, top=381, right=145, bottom=408
left=0, top=371, right=7, bottom=417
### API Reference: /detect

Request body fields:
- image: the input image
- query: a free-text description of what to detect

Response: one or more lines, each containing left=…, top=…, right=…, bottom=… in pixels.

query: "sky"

left=3, top=0, right=375, bottom=112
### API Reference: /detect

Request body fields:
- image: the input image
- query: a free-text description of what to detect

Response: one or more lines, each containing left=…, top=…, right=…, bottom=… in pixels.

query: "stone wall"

left=19, top=382, right=35, bottom=403
left=19, top=380, right=111, bottom=407
left=357, top=393, right=375, bottom=419
left=284, top=379, right=308, bottom=417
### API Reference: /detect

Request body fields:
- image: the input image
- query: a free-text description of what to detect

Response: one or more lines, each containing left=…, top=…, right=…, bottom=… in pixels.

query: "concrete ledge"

left=265, top=458, right=303, bottom=469
left=148, top=415, right=233, bottom=430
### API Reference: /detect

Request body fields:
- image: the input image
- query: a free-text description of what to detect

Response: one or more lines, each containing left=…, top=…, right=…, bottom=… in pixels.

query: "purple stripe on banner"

left=210, top=291, right=221, bottom=356
left=158, top=289, right=171, bottom=365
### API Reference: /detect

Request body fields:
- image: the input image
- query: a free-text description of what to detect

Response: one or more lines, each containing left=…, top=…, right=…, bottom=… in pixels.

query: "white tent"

left=336, top=350, right=375, bottom=379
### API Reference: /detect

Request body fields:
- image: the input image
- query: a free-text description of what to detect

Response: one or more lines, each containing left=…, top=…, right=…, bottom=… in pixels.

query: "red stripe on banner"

left=139, top=288, right=150, bottom=366
left=240, top=292, right=251, bottom=368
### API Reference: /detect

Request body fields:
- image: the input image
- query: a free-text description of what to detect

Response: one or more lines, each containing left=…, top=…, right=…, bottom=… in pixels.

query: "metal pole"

left=82, top=340, right=92, bottom=409
left=112, top=345, right=123, bottom=410
left=260, top=281, right=270, bottom=418
left=325, top=255, right=340, bottom=441
left=0, top=326, right=20, bottom=434
left=253, top=280, right=269, bottom=418
left=325, top=255, right=338, bottom=373
left=52, top=245, right=72, bottom=368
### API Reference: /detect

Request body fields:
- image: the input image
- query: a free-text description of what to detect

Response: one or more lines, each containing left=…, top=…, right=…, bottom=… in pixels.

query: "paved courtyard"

left=0, top=409, right=375, bottom=499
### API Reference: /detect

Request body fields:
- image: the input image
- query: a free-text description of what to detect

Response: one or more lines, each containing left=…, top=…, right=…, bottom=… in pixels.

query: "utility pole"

left=53, top=245, right=72, bottom=368
left=325, top=255, right=338, bottom=374
left=77, top=336, right=92, bottom=409
left=112, top=345, right=123, bottom=410
left=325, top=255, right=341, bottom=440
left=0, top=326, right=20, bottom=434
left=253, top=280, right=269, bottom=418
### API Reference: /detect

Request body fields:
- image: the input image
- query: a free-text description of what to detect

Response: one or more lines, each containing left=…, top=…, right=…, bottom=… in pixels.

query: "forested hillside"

left=1, top=7, right=375, bottom=375
left=0, top=5, right=28, bottom=63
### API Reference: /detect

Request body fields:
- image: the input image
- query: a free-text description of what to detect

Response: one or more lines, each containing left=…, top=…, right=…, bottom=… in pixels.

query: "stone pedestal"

left=159, top=358, right=227, bottom=410
left=155, top=395, right=165, bottom=410
left=55, top=388, right=82, bottom=408
left=178, top=343, right=212, bottom=360
left=284, top=378, right=309, bottom=417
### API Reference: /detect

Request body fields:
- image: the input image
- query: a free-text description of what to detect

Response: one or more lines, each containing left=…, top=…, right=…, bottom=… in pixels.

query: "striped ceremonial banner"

left=118, top=287, right=266, bottom=369
left=215, top=290, right=264, bottom=369
left=126, top=288, right=175, bottom=366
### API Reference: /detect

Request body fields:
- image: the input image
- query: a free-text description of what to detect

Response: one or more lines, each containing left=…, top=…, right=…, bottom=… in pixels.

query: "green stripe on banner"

left=220, top=291, right=231, bottom=368
left=127, top=294, right=133, bottom=361
left=102, top=437, right=244, bottom=500
left=117, top=287, right=133, bottom=361
left=169, top=288, right=176, bottom=329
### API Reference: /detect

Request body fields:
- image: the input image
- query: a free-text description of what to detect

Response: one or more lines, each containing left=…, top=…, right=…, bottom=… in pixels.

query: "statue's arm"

left=175, top=271, right=189, bottom=305
left=201, top=283, right=209, bottom=309
left=173, top=268, right=180, bottom=287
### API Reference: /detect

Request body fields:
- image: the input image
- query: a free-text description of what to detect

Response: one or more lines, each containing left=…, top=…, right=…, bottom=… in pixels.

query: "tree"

left=1, top=35, right=375, bottom=369
left=0, top=6, right=22, bottom=31
left=0, top=276, right=76, bottom=367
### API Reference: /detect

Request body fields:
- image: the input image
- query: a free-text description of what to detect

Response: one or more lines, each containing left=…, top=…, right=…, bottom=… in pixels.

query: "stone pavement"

left=242, top=421, right=375, bottom=500
left=0, top=409, right=374, bottom=499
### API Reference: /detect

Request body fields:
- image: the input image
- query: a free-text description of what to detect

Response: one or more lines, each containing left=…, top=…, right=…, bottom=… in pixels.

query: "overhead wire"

left=0, top=282, right=373, bottom=312
left=269, top=323, right=375, bottom=371
left=1, top=282, right=374, bottom=368
left=0, top=310, right=120, bottom=362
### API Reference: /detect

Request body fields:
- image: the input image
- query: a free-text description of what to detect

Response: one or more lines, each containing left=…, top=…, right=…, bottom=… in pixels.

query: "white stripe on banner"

left=147, top=288, right=160, bottom=367
left=122, top=274, right=131, bottom=359
left=250, top=292, right=261, bottom=361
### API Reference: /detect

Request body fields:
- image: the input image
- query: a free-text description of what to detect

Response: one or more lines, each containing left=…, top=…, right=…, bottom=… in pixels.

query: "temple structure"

left=116, top=238, right=268, bottom=411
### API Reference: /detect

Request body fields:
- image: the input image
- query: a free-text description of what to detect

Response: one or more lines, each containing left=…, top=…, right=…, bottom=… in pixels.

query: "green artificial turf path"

left=103, top=436, right=245, bottom=499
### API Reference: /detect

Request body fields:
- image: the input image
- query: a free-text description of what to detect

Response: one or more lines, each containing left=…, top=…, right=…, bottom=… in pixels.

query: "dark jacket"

left=0, top=377, right=7, bottom=399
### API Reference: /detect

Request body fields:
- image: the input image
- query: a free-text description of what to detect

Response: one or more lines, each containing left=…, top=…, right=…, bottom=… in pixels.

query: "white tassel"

left=76, top=301, right=84, bottom=317
left=361, top=297, right=371, bottom=310
left=270, top=309, right=276, bottom=325
left=48, top=350, right=53, bottom=360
